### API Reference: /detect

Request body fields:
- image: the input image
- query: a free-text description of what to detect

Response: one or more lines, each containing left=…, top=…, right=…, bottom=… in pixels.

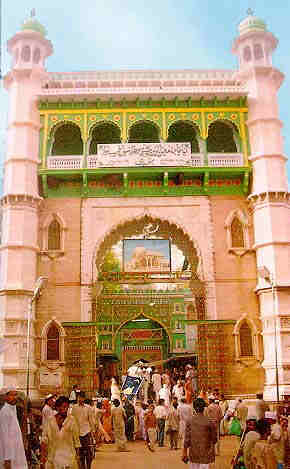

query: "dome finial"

left=21, top=10, right=47, bottom=37
left=238, top=10, right=267, bottom=36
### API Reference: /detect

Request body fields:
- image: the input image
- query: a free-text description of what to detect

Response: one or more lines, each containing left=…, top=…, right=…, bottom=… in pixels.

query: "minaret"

left=0, top=13, right=52, bottom=393
left=233, top=11, right=290, bottom=399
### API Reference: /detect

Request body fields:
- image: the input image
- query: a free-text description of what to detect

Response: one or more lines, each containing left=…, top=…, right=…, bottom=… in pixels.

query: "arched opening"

left=128, top=120, right=160, bottom=143
left=48, top=219, right=61, bottom=250
left=33, top=47, right=41, bottom=64
left=89, top=122, right=121, bottom=154
left=167, top=121, right=199, bottom=152
left=207, top=120, right=238, bottom=153
left=239, top=322, right=253, bottom=357
left=231, top=217, right=245, bottom=248
left=115, top=316, right=170, bottom=373
left=254, top=43, right=264, bottom=60
left=46, top=323, right=60, bottom=361
left=51, top=123, right=83, bottom=156
left=21, top=45, right=31, bottom=62
left=243, top=45, right=252, bottom=62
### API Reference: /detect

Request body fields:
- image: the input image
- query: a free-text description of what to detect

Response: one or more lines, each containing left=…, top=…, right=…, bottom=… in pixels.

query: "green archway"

left=115, top=316, right=169, bottom=373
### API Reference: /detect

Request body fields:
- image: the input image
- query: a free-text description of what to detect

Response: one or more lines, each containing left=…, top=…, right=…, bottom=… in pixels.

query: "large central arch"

left=93, top=214, right=204, bottom=282
left=92, top=214, right=207, bottom=323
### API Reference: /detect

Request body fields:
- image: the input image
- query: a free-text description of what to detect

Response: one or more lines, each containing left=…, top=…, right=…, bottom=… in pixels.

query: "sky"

left=0, top=0, right=289, bottom=179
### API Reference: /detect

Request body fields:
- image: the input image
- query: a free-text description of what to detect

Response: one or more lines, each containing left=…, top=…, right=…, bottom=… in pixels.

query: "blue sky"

left=1, top=0, right=289, bottom=179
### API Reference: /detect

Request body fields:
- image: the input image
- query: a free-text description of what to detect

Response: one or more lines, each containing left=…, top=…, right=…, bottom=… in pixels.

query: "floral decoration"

left=113, top=115, right=120, bottom=122
left=207, top=113, right=214, bottom=121
left=231, top=113, right=237, bottom=120
left=153, top=114, right=160, bottom=121
left=168, top=114, right=176, bottom=121
left=129, top=114, right=136, bottom=122
left=192, top=114, right=199, bottom=121
left=90, top=116, right=97, bottom=122
left=75, top=116, right=81, bottom=122
left=51, top=116, right=58, bottom=122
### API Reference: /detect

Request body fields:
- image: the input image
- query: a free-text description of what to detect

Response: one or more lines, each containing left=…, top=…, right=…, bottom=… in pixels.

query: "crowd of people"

left=0, top=362, right=289, bottom=468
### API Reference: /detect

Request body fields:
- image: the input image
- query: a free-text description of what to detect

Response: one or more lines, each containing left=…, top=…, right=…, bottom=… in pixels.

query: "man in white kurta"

left=42, top=394, right=56, bottom=430
left=0, top=388, right=28, bottom=469
left=152, top=370, right=162, bottom=401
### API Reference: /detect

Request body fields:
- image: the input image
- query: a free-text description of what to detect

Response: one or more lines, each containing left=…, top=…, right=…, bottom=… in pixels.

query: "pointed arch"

left=41, top=213, right=67, bottom=252
left=41, top=318, right=66, bottom=362
left=224, top=209, right=251, bottom=256
left=113, top=312, right=172, bottom=352
left=233, top=314, right=261, bottom=362
left=93, top=214, right=204, bottom=281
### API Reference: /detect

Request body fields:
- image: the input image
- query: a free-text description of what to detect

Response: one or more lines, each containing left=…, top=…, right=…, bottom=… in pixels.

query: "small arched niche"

left=21, top=45, right=31, bottom=62
left=41, top=319, right=66, bottom=363
left=46, top=322, right=60, bottom=361
left=33, top=47, right=41, bottom=64
left=128, top=120, right=160, bottom=143
left=51, top=123, right=83, bottom=156
left=167, top=120, right=200, bottom=152
left=48, top=219, right=61, bottom=251
left=89, top=122, right=121, bottom=154
left=243, top=45, right=252, bottom=63
left=233, top=315, right=261, bottom=363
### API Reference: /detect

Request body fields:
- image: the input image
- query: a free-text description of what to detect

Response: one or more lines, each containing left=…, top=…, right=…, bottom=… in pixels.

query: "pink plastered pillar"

left=233, top=23, right=290, bottom=400
left=0, top=28, right=52, bottom=394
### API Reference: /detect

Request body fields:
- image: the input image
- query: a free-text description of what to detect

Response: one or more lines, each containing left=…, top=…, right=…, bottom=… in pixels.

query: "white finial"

left=30, top=8, right=36, bottom=18
left=247, top=8, right=254, bottom=16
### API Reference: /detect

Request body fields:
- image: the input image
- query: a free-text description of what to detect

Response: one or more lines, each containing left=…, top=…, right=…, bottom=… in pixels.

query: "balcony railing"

left=47, top=153, right=243, bottom=170
left=47, top=155, right=82, bottom=170
left=45, top=143, right=244, bottom=170
left=208, top=153, right=244, bottom=167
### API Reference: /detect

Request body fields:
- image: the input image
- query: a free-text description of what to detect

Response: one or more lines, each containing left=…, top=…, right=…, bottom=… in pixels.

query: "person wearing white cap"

left=42, top=394, right=56, bottom=430
left=0, top=387, right=28, bottom=468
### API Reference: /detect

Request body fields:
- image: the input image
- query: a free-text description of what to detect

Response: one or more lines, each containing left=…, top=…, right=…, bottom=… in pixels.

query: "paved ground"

left=92, top=435, right=240, bottom=469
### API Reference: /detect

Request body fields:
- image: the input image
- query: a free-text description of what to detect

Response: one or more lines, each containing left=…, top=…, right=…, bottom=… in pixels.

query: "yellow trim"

left=84, top=112, right=88, bottom=142
left=42, top=113, right=48, bottom=168
left=240, top=111, right=249, bottom=166
left=201, top=111, right=207, bottom=139
left=122, top=111, right=127, bottom=142
left=40, top=107, right=248, bottom=116
left=162, top=110, right=167, bottom=140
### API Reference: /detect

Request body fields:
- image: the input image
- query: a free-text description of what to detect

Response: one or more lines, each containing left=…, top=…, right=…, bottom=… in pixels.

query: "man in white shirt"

left=152, top=368, right=162, bottom=402
left=0, top=387, right=28, bottom=469
left=154, top=399, right=167, bottom=447
left=71, top=391, right=96, bottom=469
left=41, top=394, right=56, bottom=430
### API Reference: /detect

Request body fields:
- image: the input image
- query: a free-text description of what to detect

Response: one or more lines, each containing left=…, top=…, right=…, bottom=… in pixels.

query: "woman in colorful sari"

left=101, top=399, right=114, bottom=443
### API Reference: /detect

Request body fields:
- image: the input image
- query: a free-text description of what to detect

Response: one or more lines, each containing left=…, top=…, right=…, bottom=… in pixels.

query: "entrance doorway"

left=115, top=316, right=169, bottom=374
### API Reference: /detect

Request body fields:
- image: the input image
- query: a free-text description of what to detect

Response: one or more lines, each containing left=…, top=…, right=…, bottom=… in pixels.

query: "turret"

left=8, top=13, right=52, bottom=71
left=0, top=13, right=52, bottom=395
left=232, top=9, right=277, bottom=70
left=232, top=12, right=290, bottom=400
